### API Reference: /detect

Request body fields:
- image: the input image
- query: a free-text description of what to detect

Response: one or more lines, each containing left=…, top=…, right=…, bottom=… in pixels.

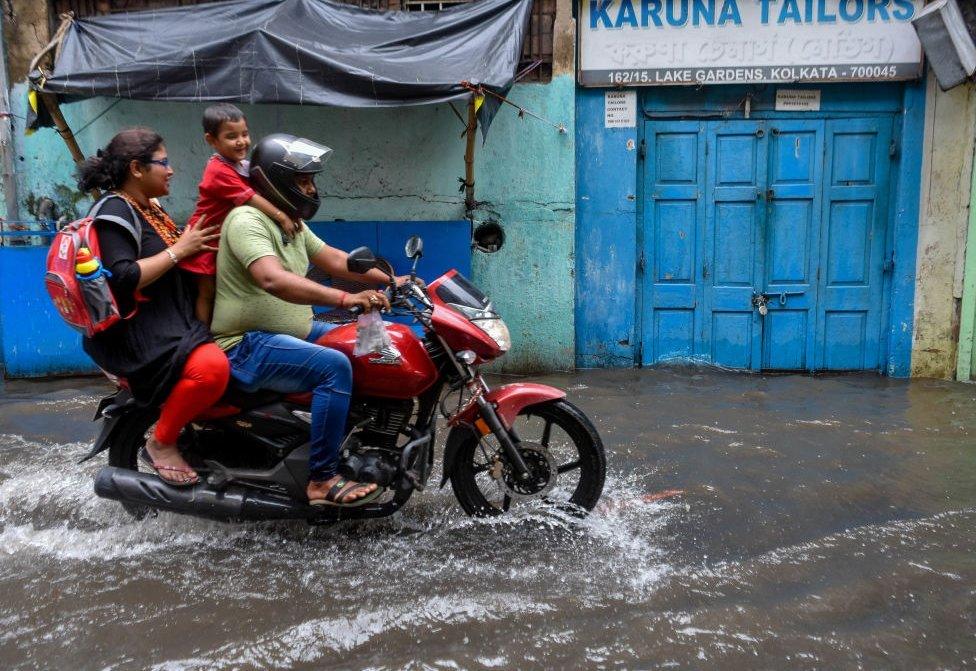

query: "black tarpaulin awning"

left=36, top=0, right=532, bottom=109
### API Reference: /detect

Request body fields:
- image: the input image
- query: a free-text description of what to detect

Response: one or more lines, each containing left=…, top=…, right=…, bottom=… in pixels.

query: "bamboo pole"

left=39, top=92, right=85, bottom=165
left=38, top=91, right=97, bottom=200
left=463, top=93, right=477, bottom=212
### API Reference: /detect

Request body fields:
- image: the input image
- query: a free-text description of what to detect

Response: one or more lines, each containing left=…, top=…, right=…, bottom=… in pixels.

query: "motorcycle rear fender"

left=78, top=389, right=137, bottom=463
left=440, top=383, right=565, bottom=487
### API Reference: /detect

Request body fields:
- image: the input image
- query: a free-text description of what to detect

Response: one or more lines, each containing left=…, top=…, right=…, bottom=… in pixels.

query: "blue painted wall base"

left=0, top=246, right=98, bottom=377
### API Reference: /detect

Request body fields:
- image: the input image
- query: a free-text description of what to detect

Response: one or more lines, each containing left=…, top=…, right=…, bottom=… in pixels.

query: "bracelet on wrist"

left=338, top=291, right=348, bottom=308
left=165, top=248, right=179, bottom=265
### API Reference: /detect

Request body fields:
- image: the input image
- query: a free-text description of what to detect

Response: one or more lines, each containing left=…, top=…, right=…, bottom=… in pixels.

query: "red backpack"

left=44, top=196, right=141, bottom=337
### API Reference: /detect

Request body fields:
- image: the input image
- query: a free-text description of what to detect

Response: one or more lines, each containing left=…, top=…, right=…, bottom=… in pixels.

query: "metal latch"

left=773, top=290, right=804, bottom=305
left=753, top=290, right=805, bottom=315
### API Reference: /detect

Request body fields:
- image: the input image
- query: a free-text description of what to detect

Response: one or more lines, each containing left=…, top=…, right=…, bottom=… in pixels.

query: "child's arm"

left=247, top=193, right=301, bottom=238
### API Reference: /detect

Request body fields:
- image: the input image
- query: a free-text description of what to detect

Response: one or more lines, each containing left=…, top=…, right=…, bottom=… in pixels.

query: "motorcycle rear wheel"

left=450, top=399, right=606, bottom=517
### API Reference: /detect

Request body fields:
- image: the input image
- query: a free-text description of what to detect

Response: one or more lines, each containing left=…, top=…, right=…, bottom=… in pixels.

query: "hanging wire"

left=448, top=101, right=468, bottom=131
left=460, top=81, right=566, bottom=134
left=70, top=98, right=123, bottom=136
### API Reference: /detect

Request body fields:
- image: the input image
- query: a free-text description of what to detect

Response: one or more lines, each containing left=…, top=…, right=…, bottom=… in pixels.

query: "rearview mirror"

left=347, top=246, right=378, bottom=273
left=405, top=235, right=423, bottom=260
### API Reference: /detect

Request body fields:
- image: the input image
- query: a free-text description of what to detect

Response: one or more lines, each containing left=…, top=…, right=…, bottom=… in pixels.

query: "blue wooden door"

left=640, top=121, right=706, bottom=364
left=700, top=121, right=767, bottom=370
left=759, top=120, right=825, bottom=370
left=814, top=118, right=893, bottom=370
left=640, top=115, right=893, bottom=371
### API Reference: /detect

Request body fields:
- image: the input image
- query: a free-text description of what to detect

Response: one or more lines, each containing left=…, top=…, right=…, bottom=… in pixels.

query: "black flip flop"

left=309, top=478, right=384, bottom=507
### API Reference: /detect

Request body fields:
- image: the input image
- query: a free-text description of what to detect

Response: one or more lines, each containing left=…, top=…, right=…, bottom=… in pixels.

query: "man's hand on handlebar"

left=345, top=290, right=390, bottom=314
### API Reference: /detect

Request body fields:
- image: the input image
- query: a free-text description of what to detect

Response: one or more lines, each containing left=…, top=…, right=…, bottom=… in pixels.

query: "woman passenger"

left=77, top=128, right=228, bottom=486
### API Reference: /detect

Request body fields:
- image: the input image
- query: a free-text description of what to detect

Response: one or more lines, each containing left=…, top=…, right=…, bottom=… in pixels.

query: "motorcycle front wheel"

left=450, top=399, right=606, bottom=517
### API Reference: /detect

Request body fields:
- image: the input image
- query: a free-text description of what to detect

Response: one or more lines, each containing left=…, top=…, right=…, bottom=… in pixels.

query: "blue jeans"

left=225, top=321, right=348, bottom=481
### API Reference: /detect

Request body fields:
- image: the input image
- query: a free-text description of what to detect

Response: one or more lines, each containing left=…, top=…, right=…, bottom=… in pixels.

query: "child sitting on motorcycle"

left=179, top=104, right=302, bottom=325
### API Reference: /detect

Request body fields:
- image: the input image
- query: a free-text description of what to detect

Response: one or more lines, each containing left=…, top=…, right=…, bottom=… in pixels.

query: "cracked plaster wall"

left=2, top=0, right=49, bottom=84
left=911, top=77, right=976, bottom=379
left=8, top=73, right=576, bottom=372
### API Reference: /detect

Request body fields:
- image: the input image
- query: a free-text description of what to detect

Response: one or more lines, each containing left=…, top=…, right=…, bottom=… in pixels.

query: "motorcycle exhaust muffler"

left=94, top=466, right=313, bottom=521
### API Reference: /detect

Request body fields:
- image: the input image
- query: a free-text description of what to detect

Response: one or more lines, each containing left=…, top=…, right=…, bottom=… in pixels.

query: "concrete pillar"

left=911, top=78, right=976, bottom=379
left=552, top=0, right=574, bottom=77
left=957, top=123, right=976, bottom=381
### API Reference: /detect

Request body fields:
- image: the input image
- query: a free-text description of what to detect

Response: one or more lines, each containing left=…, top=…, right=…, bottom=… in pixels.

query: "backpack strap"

left=88, top=194, right=143, bottom=256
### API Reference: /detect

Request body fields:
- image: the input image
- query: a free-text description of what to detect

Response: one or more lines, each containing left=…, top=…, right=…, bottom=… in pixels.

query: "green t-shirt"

left=212, top=205, right=326, bottom=351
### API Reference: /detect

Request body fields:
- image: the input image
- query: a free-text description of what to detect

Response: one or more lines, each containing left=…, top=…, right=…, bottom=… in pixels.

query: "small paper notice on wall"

left=605, top=90, right=637, bottom=128
left=775, top=89, right=821, bottom=111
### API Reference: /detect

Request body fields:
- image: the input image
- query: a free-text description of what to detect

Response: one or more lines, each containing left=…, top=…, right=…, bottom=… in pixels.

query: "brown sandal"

left=138, top=447, right=199, bottom=488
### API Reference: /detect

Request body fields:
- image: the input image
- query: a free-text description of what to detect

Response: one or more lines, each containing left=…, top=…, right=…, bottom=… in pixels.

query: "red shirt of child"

left=178, top=155, right=254, bottom=275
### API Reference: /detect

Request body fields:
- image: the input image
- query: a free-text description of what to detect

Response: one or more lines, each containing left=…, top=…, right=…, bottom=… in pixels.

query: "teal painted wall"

left=7, top=74, right=575, bottom=373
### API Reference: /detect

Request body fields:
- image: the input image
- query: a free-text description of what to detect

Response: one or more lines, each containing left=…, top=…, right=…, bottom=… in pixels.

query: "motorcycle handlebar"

left=345, top=282, right=425, bottom=318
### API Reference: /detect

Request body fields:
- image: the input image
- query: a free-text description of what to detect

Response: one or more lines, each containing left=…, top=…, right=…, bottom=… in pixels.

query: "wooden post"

left=38, top=91, right=98, bottom=200
left=956, top=141, right=976, bottom=381
left=464, top=93, right=477, bottom=212
left=38, top=92, right=86, bottom=165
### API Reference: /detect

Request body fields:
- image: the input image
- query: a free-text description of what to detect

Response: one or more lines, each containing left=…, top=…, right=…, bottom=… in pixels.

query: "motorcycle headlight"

left=448, top=303, right=511, bottom=352
left=474, top=317, right=510, bottom=352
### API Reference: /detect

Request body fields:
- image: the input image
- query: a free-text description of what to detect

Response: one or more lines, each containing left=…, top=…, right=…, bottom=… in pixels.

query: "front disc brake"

left=493, top=442, right=558, bottom=500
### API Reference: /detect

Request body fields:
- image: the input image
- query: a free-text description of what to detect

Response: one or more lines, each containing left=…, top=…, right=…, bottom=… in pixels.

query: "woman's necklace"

left=114, top=191, right=180, bottom=247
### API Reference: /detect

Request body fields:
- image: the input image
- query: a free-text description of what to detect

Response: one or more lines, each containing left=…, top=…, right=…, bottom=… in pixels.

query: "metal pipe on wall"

left=0, top=10, right=21, bottom=223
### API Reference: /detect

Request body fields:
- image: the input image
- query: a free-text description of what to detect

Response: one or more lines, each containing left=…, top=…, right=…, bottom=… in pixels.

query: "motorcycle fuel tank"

left=317, top=322, right=438, bottom=399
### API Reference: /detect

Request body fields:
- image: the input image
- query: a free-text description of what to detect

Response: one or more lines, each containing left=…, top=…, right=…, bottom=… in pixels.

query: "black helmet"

left=249, top=133, right=332, bottom=221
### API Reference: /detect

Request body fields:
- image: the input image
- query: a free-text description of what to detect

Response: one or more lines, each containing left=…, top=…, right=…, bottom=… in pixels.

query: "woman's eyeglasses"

left=146, top=157, right=170, bottom=168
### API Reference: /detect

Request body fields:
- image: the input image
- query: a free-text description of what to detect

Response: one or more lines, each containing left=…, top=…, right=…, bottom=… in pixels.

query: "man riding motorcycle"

left=211, top=133, right=397, bottom=506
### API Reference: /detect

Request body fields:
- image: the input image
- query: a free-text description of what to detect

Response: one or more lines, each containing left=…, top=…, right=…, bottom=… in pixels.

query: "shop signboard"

left=579, top=0, right=924, bottom=86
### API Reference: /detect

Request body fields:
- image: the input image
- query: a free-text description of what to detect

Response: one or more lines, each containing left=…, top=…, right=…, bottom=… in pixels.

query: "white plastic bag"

left=353, top=310, right=392, bottom=356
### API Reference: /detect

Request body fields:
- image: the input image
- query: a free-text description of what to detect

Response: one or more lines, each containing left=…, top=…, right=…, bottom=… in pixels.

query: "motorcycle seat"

left=107, top=375, right=313, bottom=422
left=218, top=384, right=285, bottom=410
left=194, top=382, right=314, bottom=421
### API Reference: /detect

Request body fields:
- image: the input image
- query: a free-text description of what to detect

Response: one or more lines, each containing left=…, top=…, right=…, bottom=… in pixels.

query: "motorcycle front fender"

left=440, top=383, right=566, bottom=487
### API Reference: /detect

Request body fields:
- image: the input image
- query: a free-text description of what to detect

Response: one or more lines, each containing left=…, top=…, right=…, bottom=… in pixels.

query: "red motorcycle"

left=89, top=236, right=606, bottom=522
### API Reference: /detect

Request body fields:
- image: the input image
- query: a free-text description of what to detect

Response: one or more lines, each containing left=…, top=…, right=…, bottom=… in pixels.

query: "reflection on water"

left=1, top=369, right=975, bottom=669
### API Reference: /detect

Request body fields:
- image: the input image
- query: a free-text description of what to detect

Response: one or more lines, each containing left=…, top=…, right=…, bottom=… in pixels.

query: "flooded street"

left=1, top=368, right=975, bottom=669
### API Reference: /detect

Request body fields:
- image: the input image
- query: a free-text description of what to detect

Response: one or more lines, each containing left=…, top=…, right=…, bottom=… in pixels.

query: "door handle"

left=766, top=188, right=775, bottom=201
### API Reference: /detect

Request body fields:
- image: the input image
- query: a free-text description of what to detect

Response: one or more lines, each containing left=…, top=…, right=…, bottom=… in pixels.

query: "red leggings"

left=154, top=343, right=230, bottom=445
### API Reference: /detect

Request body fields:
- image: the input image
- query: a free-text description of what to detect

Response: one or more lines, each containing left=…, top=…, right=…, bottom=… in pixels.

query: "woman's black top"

left=81, top=195, right=211, bottom=407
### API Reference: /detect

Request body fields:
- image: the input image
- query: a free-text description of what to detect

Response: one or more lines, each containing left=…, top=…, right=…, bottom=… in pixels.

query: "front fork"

left=473, top=394, right=533, bottom=481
